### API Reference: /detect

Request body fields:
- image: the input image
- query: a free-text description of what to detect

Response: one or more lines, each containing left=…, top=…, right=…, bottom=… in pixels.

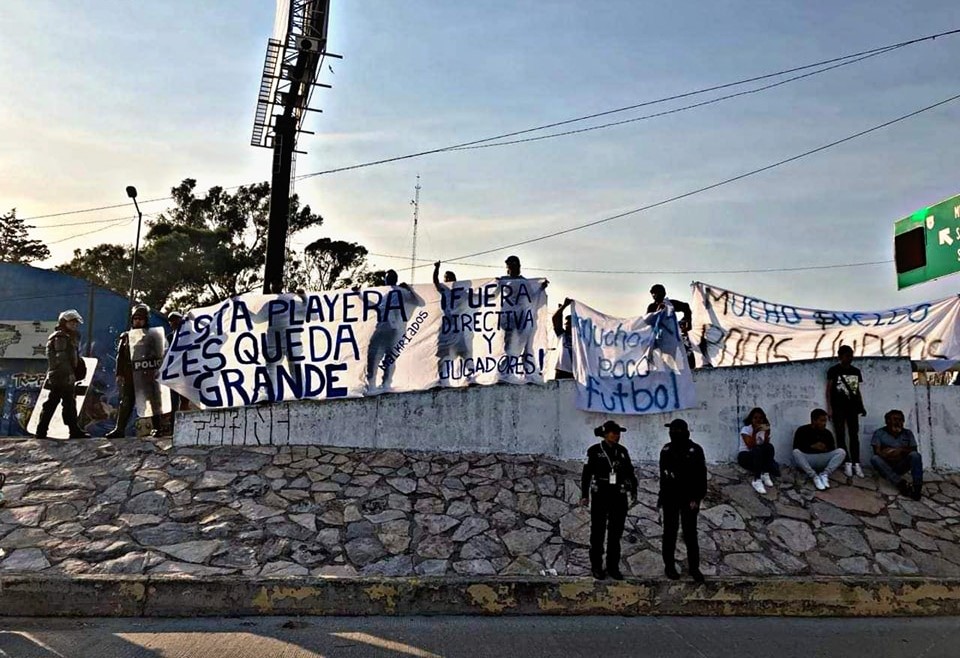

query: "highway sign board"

left=894, top=193, right=960, bottom=289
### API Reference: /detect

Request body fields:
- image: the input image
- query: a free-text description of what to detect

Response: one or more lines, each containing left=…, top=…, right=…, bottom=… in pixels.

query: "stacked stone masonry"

left=1, top=438, right=959, bottom=579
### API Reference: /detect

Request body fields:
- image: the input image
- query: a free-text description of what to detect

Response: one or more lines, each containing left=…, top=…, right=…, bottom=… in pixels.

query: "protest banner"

left=690, top=282, right=960, bottom=370
left=160, top=277, right=551, bottom=408
left=26, top=357, right=97, bottom=438
left=130, top=327, right=172, bottom=417
left=570, top=301, right=696, bottom=415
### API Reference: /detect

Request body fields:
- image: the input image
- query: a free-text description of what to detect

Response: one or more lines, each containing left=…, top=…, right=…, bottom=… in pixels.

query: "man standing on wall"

left=34, top=309, right=90, bottom=439
left=826, top=345, right=867, bottom=478
left=648, top=284, right=695, bottom=369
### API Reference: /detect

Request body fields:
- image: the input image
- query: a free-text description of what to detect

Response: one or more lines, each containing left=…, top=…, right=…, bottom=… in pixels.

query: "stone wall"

left=175, top=358, right=960, bottom=470
left=2, top=438, right=960, bottom=579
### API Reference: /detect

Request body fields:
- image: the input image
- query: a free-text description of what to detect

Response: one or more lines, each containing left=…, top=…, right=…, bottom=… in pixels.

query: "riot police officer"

left=35, top=309, right=90, bottom=439
left=106, top=305, right=162, bottom=438
left=658, top=419, right=707, bottom=582
left=580, top=420, right=638, bottom=580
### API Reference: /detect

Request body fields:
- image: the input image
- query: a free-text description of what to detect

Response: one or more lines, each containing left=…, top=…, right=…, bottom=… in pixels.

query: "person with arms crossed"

left=580, top=420, right=638, bottom=581
left=870, top=409, right=923, bottom=500
left=793, top=408, right=846, bottom=490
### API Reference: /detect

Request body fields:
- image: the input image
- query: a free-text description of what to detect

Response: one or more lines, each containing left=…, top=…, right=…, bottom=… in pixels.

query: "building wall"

left=174, top=357, right=960, bottom=470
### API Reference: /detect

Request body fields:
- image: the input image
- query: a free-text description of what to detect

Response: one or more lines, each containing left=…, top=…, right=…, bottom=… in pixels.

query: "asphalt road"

left=0, top=616, right=957, bottom=657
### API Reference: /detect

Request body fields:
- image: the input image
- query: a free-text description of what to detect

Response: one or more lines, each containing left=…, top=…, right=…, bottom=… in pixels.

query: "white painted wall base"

left=174, top=357, right=960, bottom=469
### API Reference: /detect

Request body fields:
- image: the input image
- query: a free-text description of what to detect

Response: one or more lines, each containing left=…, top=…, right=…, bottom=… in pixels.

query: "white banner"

left=160, top=278, right=550, bottom=408
left=571, top=301, right=696, bottom=415
left=691, top=282, right=960, bottom=371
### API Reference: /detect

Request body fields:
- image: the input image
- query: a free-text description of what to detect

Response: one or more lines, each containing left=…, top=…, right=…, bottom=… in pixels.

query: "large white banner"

left=691, top=282, right=960, bottom=370
left=160, top=278, right=550, bottom=408
left=571, top=301, right=696, bottom=415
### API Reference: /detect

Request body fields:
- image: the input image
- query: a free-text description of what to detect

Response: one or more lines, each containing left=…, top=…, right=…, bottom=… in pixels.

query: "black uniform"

left=658, top=437, right=707, bottom=573
left=581, top=441, right=638, bottom=574
left=35, top=327, right=85, bottom=438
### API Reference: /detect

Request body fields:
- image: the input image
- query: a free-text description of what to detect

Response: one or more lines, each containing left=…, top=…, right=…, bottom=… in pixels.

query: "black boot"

left=607, top=567, right=624, bottom=581
left=105, top=428, right=125, bottom=439
left=591, top=566, right=607, bottom=580
left=911, top=482, right=923, bottom=501
left=689, top=568, right=705, bottom=583
left=664, top=564, right=680, bottom=580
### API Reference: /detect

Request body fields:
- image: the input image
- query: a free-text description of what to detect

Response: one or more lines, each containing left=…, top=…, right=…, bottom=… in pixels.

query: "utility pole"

left=409, top=175, right=421, bottom=283
left=263, top=114, right=297, bottom=294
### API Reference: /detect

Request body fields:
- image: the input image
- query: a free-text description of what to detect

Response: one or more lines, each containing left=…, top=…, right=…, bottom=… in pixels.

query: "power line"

left=31, top=212, right=162, bottom=229
left=435, top=90, right=960, bottom=267
left=18, top=27, right=960, bottom=222
left=366, top=251, right=894, bottom=275
left=47, top=218, right=134, bottom=245
left=451, top=46, right=902, bottom=152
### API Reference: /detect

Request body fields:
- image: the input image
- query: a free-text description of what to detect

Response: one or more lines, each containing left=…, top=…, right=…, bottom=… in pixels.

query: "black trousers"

left=589, top=487, right=628, bottom=571
left=833, top=408, right=860, bottom=464
left=36, top=383, right=79, bottom=436
left=661, top=501, right=700, bottom=572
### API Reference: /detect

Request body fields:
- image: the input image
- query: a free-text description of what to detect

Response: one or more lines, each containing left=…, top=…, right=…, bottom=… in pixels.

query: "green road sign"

left=894, top=192, right=960, bottom=290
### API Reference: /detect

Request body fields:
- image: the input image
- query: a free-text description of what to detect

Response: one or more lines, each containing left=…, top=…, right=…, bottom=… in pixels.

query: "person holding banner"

left=648, top=284, right=696, bottom=369
left=738, top=407, right=780, bottom=494
left=365, top=270, right=424, bottom=393
left=580, top=420, right=638, bottom=580
left=433, top=261, right=474, bottom=377
left=499, top=255, right=548, bottom=360
left=658, top=419, right=706, bottom=583
left=826, top=345, right=867, bottom=479
left=34, top=309, right=90, bottom=439
left=551, top=297, right=574, bottom=379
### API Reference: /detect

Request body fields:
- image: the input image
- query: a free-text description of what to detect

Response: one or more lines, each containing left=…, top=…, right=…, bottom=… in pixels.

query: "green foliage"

left=0, top=209, right=51, bottom=263
left=57, top=179, right=375, bottom=311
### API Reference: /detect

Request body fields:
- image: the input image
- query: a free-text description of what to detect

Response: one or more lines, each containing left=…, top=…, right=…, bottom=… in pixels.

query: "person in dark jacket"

left=658, top=418, right=707, bottom=582
left=34, top=309, right=90, bottom=439
left=106, top=305, right=161, bottom=438
left=580, top=420, right=638, bottom=580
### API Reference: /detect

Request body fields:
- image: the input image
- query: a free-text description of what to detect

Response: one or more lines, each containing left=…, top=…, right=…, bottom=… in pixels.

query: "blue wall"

left=0, top=263, right=166, bottom=436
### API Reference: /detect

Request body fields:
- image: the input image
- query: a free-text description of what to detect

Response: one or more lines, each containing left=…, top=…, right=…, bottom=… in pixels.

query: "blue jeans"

left=870, top=452, right=923, bottom=487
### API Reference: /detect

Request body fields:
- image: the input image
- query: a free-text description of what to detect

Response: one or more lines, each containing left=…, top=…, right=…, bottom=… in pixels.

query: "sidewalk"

left=0, top=437, right=959, bottom=615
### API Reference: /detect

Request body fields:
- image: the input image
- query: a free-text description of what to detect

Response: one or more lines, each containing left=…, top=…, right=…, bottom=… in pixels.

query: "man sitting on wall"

left=870, top=409, right=923, bottom=500
left=792, top=408, right=846, bottom=491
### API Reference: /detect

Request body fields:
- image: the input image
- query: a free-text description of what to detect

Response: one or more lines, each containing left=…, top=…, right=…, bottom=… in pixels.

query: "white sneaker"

left=843, top=463, right=853, bottom=478
left=853, top=463, right=864, bottom=478
left=813, top=474, right=826, bottom=491
left=820, top=473, right=831, bottom=489
left=761, top=473, right=774, bottom=488
left=751, top=478, right=767, bottom=494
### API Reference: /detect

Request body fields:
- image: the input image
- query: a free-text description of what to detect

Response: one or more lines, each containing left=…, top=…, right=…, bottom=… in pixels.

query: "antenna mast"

left=409, top=174, right=421, bottom=283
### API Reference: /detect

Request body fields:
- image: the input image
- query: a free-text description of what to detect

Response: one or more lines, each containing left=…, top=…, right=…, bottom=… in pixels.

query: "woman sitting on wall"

left=739, top=407, right=780, bottom=495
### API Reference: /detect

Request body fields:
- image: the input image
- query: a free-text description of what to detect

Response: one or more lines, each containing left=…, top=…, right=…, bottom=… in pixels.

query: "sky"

left=2, top=0, right=959, bottom=316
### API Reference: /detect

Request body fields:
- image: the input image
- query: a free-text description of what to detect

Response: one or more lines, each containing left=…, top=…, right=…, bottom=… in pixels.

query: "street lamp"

left=126, top=185, right=143, bottom=323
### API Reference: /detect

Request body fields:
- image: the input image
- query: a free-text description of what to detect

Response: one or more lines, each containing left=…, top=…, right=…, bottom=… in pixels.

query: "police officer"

left=106, top=305, right=161, bottom=438
left=35, top=309, right=90, bottom=439
left=580, top=420, right=638, bottom=580
left=165, top=311, right=186, bottom=423
left=658, top=419, right=707, bottom=582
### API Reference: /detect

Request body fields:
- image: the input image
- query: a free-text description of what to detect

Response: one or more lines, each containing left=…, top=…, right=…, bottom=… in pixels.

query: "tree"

left=58, top=179, right=376, bottom=311
left=0, top=209, right=51, bottom=263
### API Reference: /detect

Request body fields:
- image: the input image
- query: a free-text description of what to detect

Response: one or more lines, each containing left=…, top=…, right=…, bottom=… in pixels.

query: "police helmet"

left=58, top=309, right=84, bottom=324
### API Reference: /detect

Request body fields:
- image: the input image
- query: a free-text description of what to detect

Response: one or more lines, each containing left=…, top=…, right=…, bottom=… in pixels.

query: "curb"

left=2, top=576, right=960, bottom=617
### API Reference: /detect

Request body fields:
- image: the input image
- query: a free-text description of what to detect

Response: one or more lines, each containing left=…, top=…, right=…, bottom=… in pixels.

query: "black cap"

left=505, top=255, right=520, bottom=265
left=597, top=420, right=626, bottom=434
left=664, top=419, right=688, bottom=431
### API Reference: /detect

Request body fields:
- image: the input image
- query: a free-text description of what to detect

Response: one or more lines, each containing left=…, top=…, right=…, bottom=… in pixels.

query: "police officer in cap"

left=658, top=419, right=707, bottom=582
left=580, top=419, right=638, bottom=580
left=35, top=309, right=90, bottom=439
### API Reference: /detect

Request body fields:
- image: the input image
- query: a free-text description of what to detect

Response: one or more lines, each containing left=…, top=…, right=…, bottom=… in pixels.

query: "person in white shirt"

left=738, top=407, right=780, bottom=494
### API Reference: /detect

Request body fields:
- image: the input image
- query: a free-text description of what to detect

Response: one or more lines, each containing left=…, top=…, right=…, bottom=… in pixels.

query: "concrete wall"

left=174, top=357, right=959, bottom=469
